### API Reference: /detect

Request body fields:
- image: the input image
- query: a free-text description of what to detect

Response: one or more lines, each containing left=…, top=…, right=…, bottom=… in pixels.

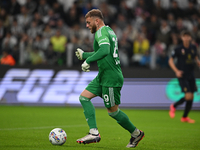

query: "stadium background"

left=0, top=0, right=200, bottom=109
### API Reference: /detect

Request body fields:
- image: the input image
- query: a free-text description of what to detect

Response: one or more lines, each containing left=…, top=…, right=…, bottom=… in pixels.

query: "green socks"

left=79, top=95, right=97, bottom=129
left=109, top=109, right=136, bottom=133
left=79, top=95, right=136, bottom=134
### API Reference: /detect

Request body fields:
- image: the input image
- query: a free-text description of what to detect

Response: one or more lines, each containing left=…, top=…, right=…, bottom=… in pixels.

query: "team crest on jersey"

left=184, top=87, right=187, bottom=92
left=181, top=49, right=185, bottom=55
left=191, top=49, right=194, bottom=53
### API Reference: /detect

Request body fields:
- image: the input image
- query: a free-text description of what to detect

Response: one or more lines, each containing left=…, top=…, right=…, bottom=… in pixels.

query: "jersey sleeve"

left=82, top=52, right=95, bottom=59
left=85, top=27, right=111, bottom=64
left=86, top=44, right=110, bottom=64
left=171, top=47, right=179, bottom=58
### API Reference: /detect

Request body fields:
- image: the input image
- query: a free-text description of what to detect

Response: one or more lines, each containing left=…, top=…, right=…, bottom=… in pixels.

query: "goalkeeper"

left=75, top=9, right=144, bottom=148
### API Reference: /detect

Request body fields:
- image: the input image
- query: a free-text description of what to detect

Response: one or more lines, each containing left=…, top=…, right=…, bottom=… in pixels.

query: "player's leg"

left=77, top=77, right=101, bottom=144
left=169, top=97, right=185, bottom=118
left=174, top=97, right=185, bottom=108
left=181, top=92, right=195, bottom=123
left=169, top=78, right=185, bottom=118
left=80, top=90, right=98, bottom=132
left=107, top=105, right=137, bottom=135
left=103, top=87, right=144, bottom=148
left=180, top=77, right=196, bottom=123
left=108, top=106, right=144, bottom=148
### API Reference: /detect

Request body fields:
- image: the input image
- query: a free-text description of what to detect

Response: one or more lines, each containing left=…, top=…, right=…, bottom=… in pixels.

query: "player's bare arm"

left=195, top=56, right=200, bottom=67
left=168, top=57, right=183, bottom=78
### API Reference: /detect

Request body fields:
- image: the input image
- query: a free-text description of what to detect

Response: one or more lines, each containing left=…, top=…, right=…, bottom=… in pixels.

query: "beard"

left=91, top=24, right=97, bottom=34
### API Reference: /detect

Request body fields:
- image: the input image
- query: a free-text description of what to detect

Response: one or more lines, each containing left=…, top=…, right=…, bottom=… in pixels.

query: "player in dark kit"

left=168, top=31, right=200, bottom=123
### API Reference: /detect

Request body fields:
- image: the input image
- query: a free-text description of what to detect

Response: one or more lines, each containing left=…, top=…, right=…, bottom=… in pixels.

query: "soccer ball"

left=49, top=128, right=67, bottom=145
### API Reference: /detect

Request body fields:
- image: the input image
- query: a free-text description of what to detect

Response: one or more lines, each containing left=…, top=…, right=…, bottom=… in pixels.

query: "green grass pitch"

left=0, top=106, right=199, bottom=150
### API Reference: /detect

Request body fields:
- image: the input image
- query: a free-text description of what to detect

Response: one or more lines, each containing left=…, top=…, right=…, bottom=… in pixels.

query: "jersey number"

left=112, top=37, right=120, bottom=65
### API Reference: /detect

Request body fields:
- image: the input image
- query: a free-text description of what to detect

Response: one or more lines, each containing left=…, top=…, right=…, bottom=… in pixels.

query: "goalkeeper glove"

left=75, top=48, right=84, bottom=60
left=81, top=60, right=90, bottom=72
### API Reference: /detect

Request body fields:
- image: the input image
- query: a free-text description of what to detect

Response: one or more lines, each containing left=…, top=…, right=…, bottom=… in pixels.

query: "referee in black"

left=168, top=30, right=200, bottom=123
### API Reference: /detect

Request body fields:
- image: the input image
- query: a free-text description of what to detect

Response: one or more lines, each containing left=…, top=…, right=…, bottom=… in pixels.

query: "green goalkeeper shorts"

left=85, top=76, right=121, bottom=108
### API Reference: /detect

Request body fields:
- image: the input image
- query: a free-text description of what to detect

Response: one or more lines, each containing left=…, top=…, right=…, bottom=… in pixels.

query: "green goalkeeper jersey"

left=83, top=26, right=124, bottom=87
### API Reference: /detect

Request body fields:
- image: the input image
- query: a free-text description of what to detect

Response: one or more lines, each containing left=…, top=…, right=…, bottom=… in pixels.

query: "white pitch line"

left=1, top=124, right=199, bottom=132
left=0, top=124, right=87, bottom=131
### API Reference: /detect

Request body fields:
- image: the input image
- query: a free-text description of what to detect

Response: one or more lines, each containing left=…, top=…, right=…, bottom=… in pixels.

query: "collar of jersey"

left=97, top=25, right=105, bottom=32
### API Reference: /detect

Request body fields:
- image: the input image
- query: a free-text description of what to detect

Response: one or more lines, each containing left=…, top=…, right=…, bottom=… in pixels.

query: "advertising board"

left=0, top=68, right=199, bottom=109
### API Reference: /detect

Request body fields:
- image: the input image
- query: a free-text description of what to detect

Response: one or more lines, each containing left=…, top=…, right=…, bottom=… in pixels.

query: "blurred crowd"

left=0, top=0, right=200, bottom=69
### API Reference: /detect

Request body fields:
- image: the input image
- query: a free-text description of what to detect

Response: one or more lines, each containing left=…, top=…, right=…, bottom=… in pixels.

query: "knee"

left=79, top=95, right=90, bottom=102
left=185, top=93, right=194, bottom=100
left=108, top=108, right=120, bottom=119
left=107, top=105, right=119, bottom=113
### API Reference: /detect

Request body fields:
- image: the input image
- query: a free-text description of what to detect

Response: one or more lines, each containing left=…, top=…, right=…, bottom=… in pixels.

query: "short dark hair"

left=85, top=9, right=104, bottom=20
left=181, top=30, right=191, bottom=36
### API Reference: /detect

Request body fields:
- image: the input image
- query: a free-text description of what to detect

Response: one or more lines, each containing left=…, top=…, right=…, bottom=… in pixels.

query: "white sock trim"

left=89, top=128, right=99, bottom=135
left=131, top=128, right=140, bottom=137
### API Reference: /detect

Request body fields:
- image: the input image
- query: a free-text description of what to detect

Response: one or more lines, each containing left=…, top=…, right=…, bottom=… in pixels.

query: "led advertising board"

left=0, top=68, right=199, bottom=109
